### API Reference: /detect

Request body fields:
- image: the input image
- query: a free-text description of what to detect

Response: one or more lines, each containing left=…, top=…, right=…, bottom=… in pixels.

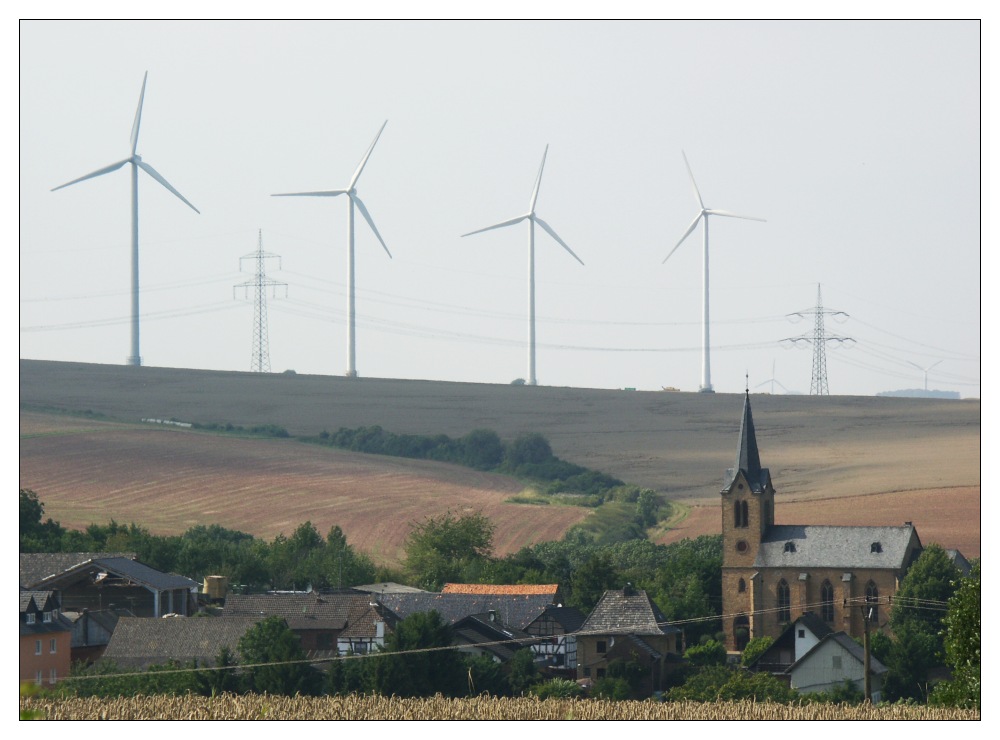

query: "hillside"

left=19, top=360, right=981, bottom=561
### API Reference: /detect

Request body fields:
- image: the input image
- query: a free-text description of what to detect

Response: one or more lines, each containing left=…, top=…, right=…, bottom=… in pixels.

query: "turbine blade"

left=681, top=151, right=705, bottom=210
left=352, top=194, right=392, bottom=258
left=535, top=216, right=584, bottom=265
left=705, top=209, right=766, bottom=222
left=664, top=211, right=703, bottom=263
left=271, top=189, right=349, bottom=197
left=51, top=158, right=130, bottom=191
left=461, top=214, right=528, bottom=237
left=529, top=144, right=549, bottom=213
left=136, top=160, right=200, bottom=213
left=350, top=120, right=388, bottom=189
left=130, top=71, right=148, bottom=157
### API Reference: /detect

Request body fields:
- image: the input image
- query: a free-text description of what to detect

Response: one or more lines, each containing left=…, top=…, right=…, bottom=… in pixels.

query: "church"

left=719, top=392, right=925, bottom=652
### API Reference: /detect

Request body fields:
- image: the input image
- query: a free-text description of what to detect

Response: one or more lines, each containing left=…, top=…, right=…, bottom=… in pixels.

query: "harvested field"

left=19, top=413, right=588, bottom=565
left=19, top=359, right=981, bottom=562
left=657, top=487, right=980, bottom=559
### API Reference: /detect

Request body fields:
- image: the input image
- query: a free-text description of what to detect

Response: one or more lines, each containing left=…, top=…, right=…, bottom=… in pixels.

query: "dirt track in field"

left=19, top=360, right=981, bottom=564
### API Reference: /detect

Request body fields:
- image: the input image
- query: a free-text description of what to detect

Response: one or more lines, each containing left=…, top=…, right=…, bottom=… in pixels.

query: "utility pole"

left=234, top=230, right=286, bottom=373
left=783, top=284, right=854, bottom=395
left=843, top=596, right=877, bottom=703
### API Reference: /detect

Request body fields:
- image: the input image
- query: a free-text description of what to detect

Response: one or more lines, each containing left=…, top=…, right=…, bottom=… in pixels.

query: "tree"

left=506, top=648, right=541, bottom=696
left=404, top=511, right=496, bottom=590
left=196, top=645, right=241, bottom=697
left=19, top=489, right=66, bottom=551
left=460, top=429, right=506, bottom=470
left=666, top=665, right=797, bottom=703
left=931, top=562, right=980, bottom=709
left=237, top=616, right=320, bottom=696
left=569, top=553, right=620, bottom=611
left=740, top=636, right=774, bottom=667
left=684, top=639, right=727, bottom=667
left=636, top=489, right=659, bottom=527
left=505, top=433, right=553, bottom=467
left=890, top=544, right=961, bottom=637
left=369, top=610, right=465, bottom=697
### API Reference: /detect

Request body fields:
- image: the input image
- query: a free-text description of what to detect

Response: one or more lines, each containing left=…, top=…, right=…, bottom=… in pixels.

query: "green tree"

left=890, top=544, right=961, bottom=637
left=19, top=489, right=67, bottom=551
left=404, top=511, right=496, bottom=590
left=666, top=665, right=797, bottom=703
left=592, top=677, right=632, bottom=700
left=569, top=553, right=620, bottom=611
left=930, top=562, right=980, bottom=709
left=237, top=616, right=320, bottom=696
left=505, top=433, right=553, bottom=466
left=506, top=648, right=541, bottom=696
left=684, top=639, right=727, bottom=667
left=460, top=429, right=506, bottom=470
left=635, top=489, right=659, bottom=527
left=370, top=610, right=465, bottom=697
left=463, top=653, right=510, bottom=696
left=881, top=622, right=940, bottom=702
left=195, top=645, right=241, bottom=697
left=740, top=636, right=774, bottom=667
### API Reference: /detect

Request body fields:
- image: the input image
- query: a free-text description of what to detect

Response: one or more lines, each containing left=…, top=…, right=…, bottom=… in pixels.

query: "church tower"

left=720, top=391, right=775, bottom=651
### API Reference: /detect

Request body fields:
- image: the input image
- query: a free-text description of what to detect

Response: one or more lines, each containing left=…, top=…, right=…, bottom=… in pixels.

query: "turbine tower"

left=783, top=284, right=854, bottom=395
left=234, top=230, right=286, bottom=373
left=461, top=145, right=584, bottom=386
left=273, top=121, right=392, bottom=378
left=51, top=71, right=200, bottom=366
left=907, top=360, right=943, bottom=392
left=663, top=151, right=765, bottom=393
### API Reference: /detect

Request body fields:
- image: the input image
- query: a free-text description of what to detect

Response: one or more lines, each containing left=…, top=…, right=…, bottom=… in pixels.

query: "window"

left=741, top=500, right=749, bottom=527
left=783, top=541, right=796, bottom=553
left=865, top=581, right=880, bottom=623
left=870, top=542, right=882, bottom=553
left=832, top=655, right=842, bottom=670
left=583, top=667, right=591, bottom=678
left=50, top=638, right=57, bottom=654
left=36, top=671, right=43, bottom=686
left=35, top=640, right=42, bottom=656
left=736, top=540, right=748, bottom=553
left=777, top=579, right=791, bottom=622
left=821, top=580, right=835, bottom=622
left=738, top=578, right=746, bottom=593
left=26, top=613, right=35, bottom=625
left=596, top=640, right=607, bottom=654
left=733, top=500, right=749, bottom=528
left=42, top=611, right=52, bottom=623
left=798, top=629, right=805, bottom=638
left=49, top=668, right=57, bottom=685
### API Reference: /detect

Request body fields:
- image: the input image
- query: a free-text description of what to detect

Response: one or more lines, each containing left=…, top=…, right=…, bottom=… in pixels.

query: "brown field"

left=20, top=694, right=981, bottom=721
left=19, top=359, right=981, bottom=563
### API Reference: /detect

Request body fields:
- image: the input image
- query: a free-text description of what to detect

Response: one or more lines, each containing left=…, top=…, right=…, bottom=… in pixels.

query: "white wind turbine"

left=51, top=71, right=200, bottom=367
left=663, top=151, right=765, bottom=393
left=462, top=145, right=584, bottom=386
left=273, top=121, right=392, bottom=379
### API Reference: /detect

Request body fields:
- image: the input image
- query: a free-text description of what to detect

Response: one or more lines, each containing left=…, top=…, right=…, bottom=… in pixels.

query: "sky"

left=18, top=17, right=983, bottom=398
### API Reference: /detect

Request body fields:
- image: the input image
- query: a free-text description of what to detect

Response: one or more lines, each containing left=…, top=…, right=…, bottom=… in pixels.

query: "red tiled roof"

left=441, top=583, right=560, bottom=596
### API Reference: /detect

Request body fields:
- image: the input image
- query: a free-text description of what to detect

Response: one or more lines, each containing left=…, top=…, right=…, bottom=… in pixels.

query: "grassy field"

left=19, top=359, right=981, bottom=563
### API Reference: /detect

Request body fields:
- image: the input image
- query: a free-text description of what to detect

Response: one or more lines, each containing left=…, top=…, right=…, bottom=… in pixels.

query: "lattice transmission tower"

left=234, top=230, right=287, bottom=373
left=782, top=284, right=854, bottom=395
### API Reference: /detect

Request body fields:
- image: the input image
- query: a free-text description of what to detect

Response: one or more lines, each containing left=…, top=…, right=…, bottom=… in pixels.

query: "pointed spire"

left=735, top=389, right=762, bottom=484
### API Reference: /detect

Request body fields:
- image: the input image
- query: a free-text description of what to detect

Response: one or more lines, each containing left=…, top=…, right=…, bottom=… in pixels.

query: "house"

left=785, top=632, right=889, bottom=702
left=574, top=586, right=684, bottom=696
left=719, top=392, right=953, bottom=651
left=62, top=607, right=132, bottom=665
left=377, top=591, right=584, bottom=669
left=20, top=590, right=73, bottom=688
left=20, top=553, right=199, bottom=618
left=102, top=616, right=265, bottom=671
left=452, top=613, right=533, bottom=663
left=746, top=611, right=833, bottom=675
left=221, top=590, right=392, bottom=657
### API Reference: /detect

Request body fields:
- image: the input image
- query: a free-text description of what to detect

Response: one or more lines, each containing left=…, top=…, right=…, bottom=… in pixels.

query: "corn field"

left=20, top=694, right=981, bottom=720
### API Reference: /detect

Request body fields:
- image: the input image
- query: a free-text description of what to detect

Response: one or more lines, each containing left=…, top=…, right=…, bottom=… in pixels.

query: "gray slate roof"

left=19, top=553, right=136, bottom=589
left=222, top=591, right=383, bottom=633
left=20, top=553, right=197, bottom=592
left=755, top=524, right=920, bottom=569
left=102, top=616, right=264, bottom=670
left=377, top=592, right=557, bottom=631
left=578, top=589, right=681, bottom=637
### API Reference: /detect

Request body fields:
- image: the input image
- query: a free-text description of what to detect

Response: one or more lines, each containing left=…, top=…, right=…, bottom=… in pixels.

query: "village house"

left=20, top=590, right=73, bottom=688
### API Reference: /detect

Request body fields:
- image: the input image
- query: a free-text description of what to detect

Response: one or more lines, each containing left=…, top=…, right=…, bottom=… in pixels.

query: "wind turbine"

left=663, top=152, right=764, bottom=393
left=272, top=121, right=392, bottom=379
left=461, top=145, right=584, bottom=386
left=51, top=71, right=200, bottom=367
left=907, top=360, right=943, bottom=391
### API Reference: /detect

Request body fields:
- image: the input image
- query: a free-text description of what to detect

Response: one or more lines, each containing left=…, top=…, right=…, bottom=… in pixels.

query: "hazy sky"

left=19, top=19, right=982, bottom=397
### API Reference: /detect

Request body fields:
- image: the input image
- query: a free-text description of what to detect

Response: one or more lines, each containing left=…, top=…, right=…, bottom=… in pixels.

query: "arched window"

left=734, top=615, right=750, bottom=651
left=865, top=581, right=879, bottom=624
left=741, top=500, right=749, bottom=527
left=738, top=578, right=746, bottom=593
left=777, top=579, right=791, bottom=622
left=821, top=580, right=835, bottom=622
left=733, top=500, right=749, bottom=528
left=733, top=500, right=741, bottom=528
left=870, top=542, right=883, bottom=553
left=783, top=541, right=796, bottom=553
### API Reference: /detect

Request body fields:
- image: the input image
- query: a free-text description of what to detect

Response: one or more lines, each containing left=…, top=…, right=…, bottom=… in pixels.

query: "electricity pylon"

left=234, top=230, right=286, bottom=373
left=782, top=284, right=854, bottom=395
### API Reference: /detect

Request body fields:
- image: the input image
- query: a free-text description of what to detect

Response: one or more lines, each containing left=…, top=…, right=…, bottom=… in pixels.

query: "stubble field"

left=19, top=360, right=981, bottom=563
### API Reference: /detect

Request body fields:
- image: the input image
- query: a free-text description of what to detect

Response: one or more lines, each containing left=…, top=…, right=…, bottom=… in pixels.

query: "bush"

left=530, top=678, right=584, bottom=699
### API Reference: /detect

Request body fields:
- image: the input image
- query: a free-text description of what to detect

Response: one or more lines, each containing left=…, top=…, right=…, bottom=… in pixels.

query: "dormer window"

left=42, top=611, right=52, bottom=623
left=870, top=542, right=883, bottom=553
left=26, top=613, right=35, bottom=625
left=784, top=541, right=796, bottom=553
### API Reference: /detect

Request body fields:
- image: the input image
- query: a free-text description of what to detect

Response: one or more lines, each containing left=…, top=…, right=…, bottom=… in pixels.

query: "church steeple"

left=723, top=390, right=771, bottom=493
